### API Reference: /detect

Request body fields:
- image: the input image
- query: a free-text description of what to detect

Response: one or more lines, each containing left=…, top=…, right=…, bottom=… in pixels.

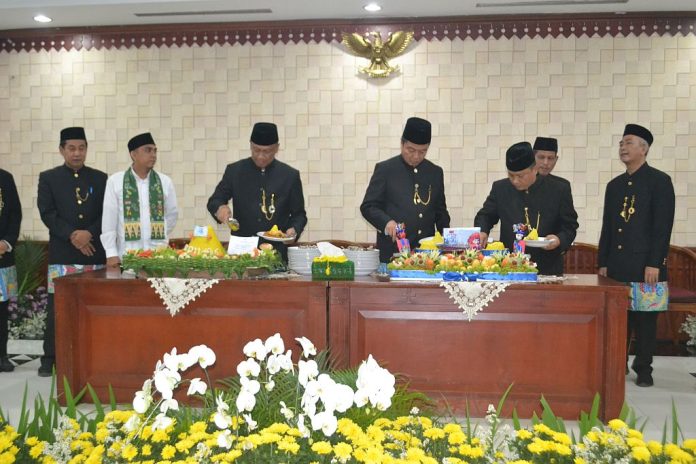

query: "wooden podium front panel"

left=329, top=276, right=627, bottom=420
left=54, top=271, right=327, bottom=403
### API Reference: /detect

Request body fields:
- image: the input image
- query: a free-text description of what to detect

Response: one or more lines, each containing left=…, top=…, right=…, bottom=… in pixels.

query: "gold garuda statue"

left=341, top=31, right=414, bottom=78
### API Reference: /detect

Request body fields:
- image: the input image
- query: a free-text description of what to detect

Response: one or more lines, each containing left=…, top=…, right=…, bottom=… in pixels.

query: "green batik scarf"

left=123, top=168, right=165, bottom=241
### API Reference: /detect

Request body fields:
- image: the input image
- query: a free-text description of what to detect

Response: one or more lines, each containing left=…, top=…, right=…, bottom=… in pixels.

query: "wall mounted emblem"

left=341, top=31, right=414, bottom=78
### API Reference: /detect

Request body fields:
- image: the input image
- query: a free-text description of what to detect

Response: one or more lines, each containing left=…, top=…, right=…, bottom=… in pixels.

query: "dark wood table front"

left=328, top=275, right=628, bottom=420
left=54, top=269, right=328, bottom=403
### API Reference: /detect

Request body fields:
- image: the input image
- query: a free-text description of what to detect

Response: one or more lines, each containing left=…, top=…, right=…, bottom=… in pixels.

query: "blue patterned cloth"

left=629, top=282, right=669, bottom=312
left=47, top=264, right=105, bottom=294
left=0, top=265, right=18, bottom=302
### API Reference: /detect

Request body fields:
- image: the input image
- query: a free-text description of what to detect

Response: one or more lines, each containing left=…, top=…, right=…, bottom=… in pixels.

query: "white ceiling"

left=0, top=0, right=694, bottom=31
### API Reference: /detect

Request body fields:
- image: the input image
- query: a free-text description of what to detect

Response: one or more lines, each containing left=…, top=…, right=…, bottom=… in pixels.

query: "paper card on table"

left=193, top=225, right=209, bottom=237
left=227, top=236, right=259, bottom=255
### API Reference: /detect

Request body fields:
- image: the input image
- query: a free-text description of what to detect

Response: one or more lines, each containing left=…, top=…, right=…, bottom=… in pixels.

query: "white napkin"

left=316, top=241, right=345, bottom=258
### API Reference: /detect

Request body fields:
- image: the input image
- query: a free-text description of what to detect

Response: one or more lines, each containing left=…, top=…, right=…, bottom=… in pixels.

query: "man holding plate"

left=474, top=141, right=578, bottom=276
left=207, top=123, right=307, bottom=261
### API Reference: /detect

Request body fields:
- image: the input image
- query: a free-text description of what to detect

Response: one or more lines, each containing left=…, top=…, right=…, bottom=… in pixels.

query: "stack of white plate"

left=287, top=247, right=320, bottom=275
left=343, top=249, right=380, bottom=276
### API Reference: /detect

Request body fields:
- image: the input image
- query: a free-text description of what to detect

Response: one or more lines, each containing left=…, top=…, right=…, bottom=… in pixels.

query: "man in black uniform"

left=474, top=142, right=578, bottom=276
left=0, top=168, right=21, bottom=372
left=37, top=127, right=107, bottom=377
left=598, top=124, right=675, bottom=388
left=207, top=122, right=307, bottom=260
left=361, top=117, right=450, bottom=263
left=533, top=136, right=570, bottom=186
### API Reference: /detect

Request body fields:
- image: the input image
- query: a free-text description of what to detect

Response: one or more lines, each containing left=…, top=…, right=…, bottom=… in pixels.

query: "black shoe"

left=38, top=365, right=54, bottom=377
left=636, top=373, right=654, bottom=387
left=0, top=356, right=14, bottom=372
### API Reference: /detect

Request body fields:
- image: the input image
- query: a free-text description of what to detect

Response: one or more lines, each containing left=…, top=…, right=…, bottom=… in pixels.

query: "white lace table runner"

left=440, top=281, right=509, bottom=321
left=148, top=278, right=220, bottom=316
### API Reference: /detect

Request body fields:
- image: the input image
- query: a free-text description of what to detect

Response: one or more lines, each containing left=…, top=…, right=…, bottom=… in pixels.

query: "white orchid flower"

left=243, top=338, right=267, bottom=361
left=298, top=359, right=318, bottom=386
left=187, top=378, right=207, bottom=396
left=152, top=413, right=174, bottom=431
left=278, top=350, right=294, bottom=372
left=240, top=376, right=261, bottom=394
left=279, top=401, right=294, bottom=420
left=160, top=397, right=179, bottom=414
left=214, top=394, right=232, bottom=429
left=236, top=389, right=257, bottom=412
left=265, top=379, right=275, bottom=391
left=264, top=333, right=285, bottom=355
left=153, top=367, right=181, bottom=400
left=133, top=390, right=152, bottom=414
left=266, top=354, right=282, bottom=375
left=243, top=413, right=258, bottom=431
left=311, top=410, right=338, bottom=437
left=332, top=383, right=355, bottom=413
left=123, top=414, right=141, bottom=433
left=162, top=348, right=184, bottom=372
left=295, top=336, right=317, bottom=358
left=236, top=358, right=261, bottom=378
left=217, top=429, right=233, bottom=449
left=297, top=414, right=309, bottom=438
left=353, top=388, right=369, bottom=408
left=189, top=344, right=216, bottom=369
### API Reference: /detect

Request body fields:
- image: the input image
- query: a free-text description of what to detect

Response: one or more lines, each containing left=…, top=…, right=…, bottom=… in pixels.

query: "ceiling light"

left=363, top=3, right=382, bottom=12
left=33, top=14, right=52, bottom=23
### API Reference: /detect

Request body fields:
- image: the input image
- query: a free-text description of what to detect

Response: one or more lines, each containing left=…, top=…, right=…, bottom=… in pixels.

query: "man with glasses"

left=207, top=123, right=307, bottom=260
left=101, top=132, right=178, bottom=267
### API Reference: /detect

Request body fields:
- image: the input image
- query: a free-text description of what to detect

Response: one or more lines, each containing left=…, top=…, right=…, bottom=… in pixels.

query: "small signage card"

left=193, top=225, right=209, bottom=237
left=443, top=227, right=482, bottom=248
left=227, top=236, right=260, bottom=255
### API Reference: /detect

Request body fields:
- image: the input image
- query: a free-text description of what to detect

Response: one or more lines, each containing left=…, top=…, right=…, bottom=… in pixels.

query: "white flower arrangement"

left=681, top=314, right=696, bottom=347
left=130, top=332, right=396, bottom=442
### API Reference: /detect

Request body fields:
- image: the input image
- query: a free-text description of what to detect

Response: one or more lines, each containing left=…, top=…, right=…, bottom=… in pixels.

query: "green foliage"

left=13, top=237, right=47, bottom=297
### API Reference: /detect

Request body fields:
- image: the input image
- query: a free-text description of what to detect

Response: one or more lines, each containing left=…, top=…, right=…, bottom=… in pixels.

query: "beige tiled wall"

left=1, top=34, right=695, bottom=245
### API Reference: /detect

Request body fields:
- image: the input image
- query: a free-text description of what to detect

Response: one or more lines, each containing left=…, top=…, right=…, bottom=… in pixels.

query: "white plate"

left=257, top=231, right=297, bottom=243
left=524, top=238, right=552, bottom=248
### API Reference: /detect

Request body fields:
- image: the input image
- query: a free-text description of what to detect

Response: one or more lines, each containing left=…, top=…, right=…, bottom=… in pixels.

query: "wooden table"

left=328, top=275, right=628, bottom=419
left=55, top=272, right=627, bottom=419
left=54, top=269, right=328, bottom=402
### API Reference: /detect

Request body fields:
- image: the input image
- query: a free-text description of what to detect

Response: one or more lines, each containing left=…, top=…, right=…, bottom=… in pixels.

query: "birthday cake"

left=121, top=226, right=284, bottom=279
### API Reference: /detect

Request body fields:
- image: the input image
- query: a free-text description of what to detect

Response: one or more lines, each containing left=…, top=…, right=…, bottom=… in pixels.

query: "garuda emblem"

left=341, top=31, right=414, bottom=78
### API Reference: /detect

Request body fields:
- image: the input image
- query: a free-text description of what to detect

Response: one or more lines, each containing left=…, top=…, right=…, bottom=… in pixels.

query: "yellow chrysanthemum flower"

left=423, top=427, right=446, bottom=440
left=631, top=445, right=652, bottom=462
left=161, top=444, right=177, bottom=459
left=516, top=429, right=533, bottom=440
left=311, top=441, right=333, bottom=454
left=682, top=439, right=696, bottom=452
left=333, top=442, right=353, bottom=462
left=608, top=419, right=628, bottom=431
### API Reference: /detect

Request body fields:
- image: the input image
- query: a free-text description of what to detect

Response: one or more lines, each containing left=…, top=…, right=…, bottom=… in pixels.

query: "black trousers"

left=627, top=311, right=658, bottom=375
left=41, top=293, right=55, bottom=368
left=0, top=300, right=8, bottom=357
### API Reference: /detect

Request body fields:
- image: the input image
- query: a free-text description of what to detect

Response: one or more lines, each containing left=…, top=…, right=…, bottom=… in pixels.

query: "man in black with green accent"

left=207, top=123, right=307, bottom=260
left=361, top=117, right=450, bottom=263
left=37, top=127, right=107, bottom=377
left=474, top=141, right=578, bottom=276
left=599, top=124, right=675, bottom=388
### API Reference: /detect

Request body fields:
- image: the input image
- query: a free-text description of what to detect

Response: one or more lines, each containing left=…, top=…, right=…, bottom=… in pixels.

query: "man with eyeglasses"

left=101, top=132, right=178, bottom=267
left=361, top=117, right=450, bottom=263
left=207, top=123, right=307, bottom=261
